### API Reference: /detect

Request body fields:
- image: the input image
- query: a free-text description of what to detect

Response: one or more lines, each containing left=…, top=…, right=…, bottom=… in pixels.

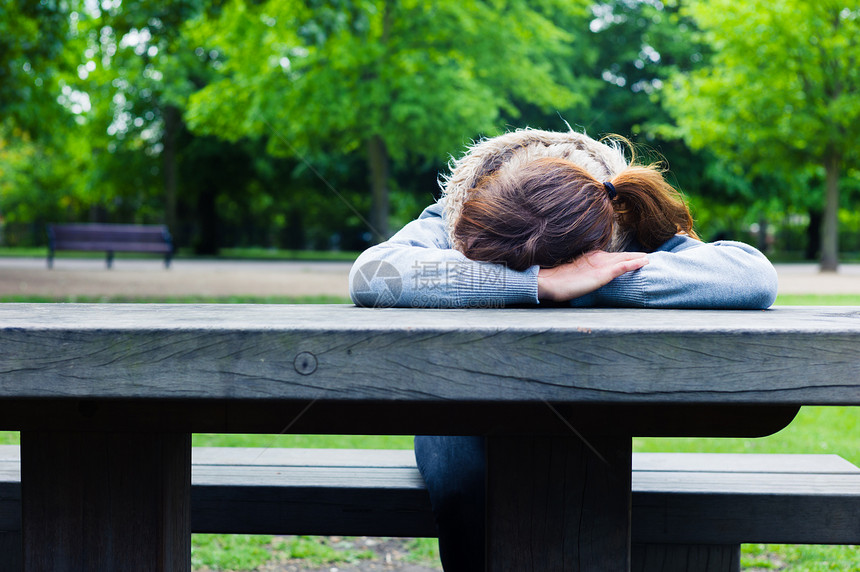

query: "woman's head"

left=442, top=128, right=629, bottom=250
left=453, top=158, right=615, bottom=270
left=452, top=157, right=697, bottom=271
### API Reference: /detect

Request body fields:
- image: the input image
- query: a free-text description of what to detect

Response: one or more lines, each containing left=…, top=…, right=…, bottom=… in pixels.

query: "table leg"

left=632, top=544, right=740, bottom=572
left=486, top=435, right=632, bottom=572
left=0, top=532, right=21, bottom=572
left=20, top=431, right=191, bottom=572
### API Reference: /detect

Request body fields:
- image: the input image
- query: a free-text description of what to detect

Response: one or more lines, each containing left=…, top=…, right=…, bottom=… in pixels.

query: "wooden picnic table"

left=0, top=303, right=857, bottom=571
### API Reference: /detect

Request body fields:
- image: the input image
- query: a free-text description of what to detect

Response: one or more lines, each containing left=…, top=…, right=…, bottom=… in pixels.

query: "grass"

left=0, top=245, right=359, bottom=262
left=0, top=294, right=352, bottom=304
left=215, top=247, right=359, bottom=262
left=191, top=534, right=375, bottom=570
left=776, top=293, right=860, bottom=305
left=1, top=293, right=858, bottom=570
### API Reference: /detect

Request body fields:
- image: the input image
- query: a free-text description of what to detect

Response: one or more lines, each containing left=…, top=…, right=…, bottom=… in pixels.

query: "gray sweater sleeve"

left=570, top=235, right=779, bottom=309
left=350, top=203, right=778, bottom=310
left=349, top=202, right=539, bottom=308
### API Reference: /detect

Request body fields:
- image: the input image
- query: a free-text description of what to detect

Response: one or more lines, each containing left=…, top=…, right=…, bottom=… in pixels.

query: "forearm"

left=350, top=245, right=538, bottom=308
left=349, top=203, right=539, bottom=308
left=580, top=239, right=778, bottom=309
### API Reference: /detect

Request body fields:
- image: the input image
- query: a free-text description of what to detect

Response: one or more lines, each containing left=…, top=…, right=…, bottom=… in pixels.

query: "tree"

left=0, top=0, right=72, bottom=134
left=52, top=0, right=288, bottom=253
left=586, top=1, right=716, bottom=210
left=663, top=0, right=860, bottom=271
left=184, top=0, right=596, bottom=241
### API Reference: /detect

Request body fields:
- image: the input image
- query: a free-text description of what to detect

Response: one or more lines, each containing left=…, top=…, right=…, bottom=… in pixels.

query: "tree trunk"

left=195, top=186, right=219, bottom=255
left=805, top=210, right=821, bottom=261
left=820, top=151, right=841, bottom=272
left=367, top=135, right=390, bottom=243
left=163, top=105, right=180, bottom=236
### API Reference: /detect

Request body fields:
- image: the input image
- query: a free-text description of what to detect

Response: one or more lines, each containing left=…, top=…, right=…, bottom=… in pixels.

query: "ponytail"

left=608, top=166, right=698, bottom=251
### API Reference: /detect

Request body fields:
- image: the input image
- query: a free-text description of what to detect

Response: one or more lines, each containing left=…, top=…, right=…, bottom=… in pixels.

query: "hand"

left=537, top=251, right=649, bottom=302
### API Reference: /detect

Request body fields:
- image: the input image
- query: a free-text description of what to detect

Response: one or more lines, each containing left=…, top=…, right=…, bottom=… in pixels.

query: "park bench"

left=1, top=304, right=859, bottom=571
left=0, top=446, right=858, bottom=572
left=46, top=222, right=174, bottom=268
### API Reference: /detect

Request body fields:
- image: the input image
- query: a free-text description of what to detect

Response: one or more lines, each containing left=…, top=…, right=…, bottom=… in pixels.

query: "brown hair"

left=453, top=158, right=697, bottom=271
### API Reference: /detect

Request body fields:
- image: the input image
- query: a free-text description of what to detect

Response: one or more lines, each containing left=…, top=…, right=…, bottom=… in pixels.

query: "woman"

left=350, top=128, right=777, bottom=310
left=348, top=128, right=778, bottom=571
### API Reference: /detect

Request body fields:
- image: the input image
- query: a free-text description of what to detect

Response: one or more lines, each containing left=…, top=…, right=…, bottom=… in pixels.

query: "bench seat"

left=1, top=447, right=858, bottom=571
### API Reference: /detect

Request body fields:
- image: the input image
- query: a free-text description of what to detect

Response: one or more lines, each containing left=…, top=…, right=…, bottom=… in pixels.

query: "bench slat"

left=49, top=241, right=172, bottom=253
left=634, top=472, right=860, bottom=494
left=191, top=446, right=417, bottom=467
left=633, top=452, right=860, bottom=474
left=194, top=466, right=427, bottom=489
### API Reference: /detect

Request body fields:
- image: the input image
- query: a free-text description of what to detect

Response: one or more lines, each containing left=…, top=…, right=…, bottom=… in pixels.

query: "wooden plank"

left=486, top=436, right=631, bottom=572
left=0, top=305, right=858, bottom=408
left=0, top=400, right=800, bottom=437
left=633, top=452, right=860, bottom=473
left=632, top=544, right=740, bottom=572
left=633, top=491, right=860, bottom=544
left=192, top=479, right=435, bottom=538
left=191, top=446, right=418, bottom=467
left=21, top=431, right=190, bottom=572
left=634, top=472, right=860, bottom=494
left=193, top=465, right=426, bottom=489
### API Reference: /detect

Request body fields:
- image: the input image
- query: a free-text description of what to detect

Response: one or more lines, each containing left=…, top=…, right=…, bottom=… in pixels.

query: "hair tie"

left=603, top=181, right=617, bottom=200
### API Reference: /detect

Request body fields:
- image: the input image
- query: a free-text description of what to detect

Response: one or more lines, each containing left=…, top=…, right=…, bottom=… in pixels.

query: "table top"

left=0, top=304, right=857, bottom=406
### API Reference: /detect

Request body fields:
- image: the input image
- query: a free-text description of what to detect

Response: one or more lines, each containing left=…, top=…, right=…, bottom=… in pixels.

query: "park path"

left=0, top=258, right=353, bottom=298
left=1, top=257, right=860, bottom=298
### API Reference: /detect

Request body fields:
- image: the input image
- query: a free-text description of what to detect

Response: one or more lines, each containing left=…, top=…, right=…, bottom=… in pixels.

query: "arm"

left=350, top=204, right=776, bottom=310
left=570, top=235, right=779, bottom=309
left=349, top=202, right=539, bottom=308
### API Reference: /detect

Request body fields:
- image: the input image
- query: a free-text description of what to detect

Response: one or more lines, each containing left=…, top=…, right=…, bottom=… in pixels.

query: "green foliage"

left=662, top=1, right=860, bottom=266
left=0, top=126, right=92, bottom=229
left=187, top=0, right=593, bottom=157
left=666, top=1, right=860, bottom=168
left=184, top=0, right=597, bottom=237
left=0, top=0, right=73, bottom=133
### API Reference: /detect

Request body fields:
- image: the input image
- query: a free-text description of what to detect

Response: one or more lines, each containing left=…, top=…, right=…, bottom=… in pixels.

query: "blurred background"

left=2, top=0, right=858, bottom=270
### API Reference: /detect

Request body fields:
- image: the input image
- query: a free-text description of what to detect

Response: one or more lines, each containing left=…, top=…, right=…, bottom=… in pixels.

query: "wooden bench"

left=46, top=222, right=174, bottom=268
left=0, top=446, right=858, bottom=572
